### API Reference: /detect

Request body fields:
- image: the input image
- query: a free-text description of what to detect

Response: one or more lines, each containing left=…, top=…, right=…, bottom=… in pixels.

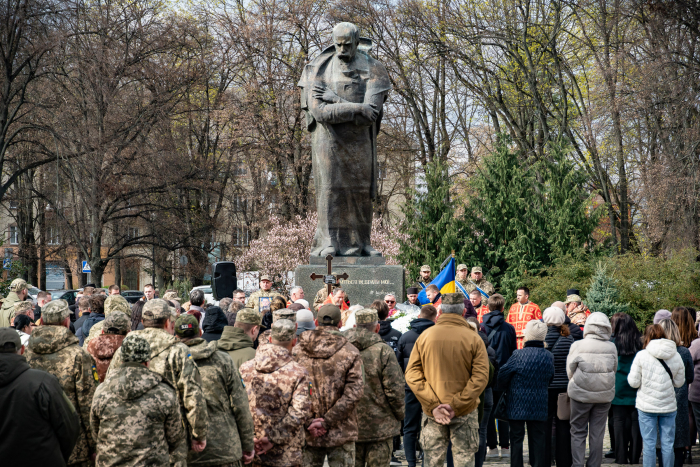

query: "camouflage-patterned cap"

left=271, top=319, right=296, bottom=342
left=142, top=299, right=172, bottom=320
left=103, top=312, right=130, bottom=335
left=457, top=264, right=468, bottom=270
left=260, top=274, right=271, bottom=282
left=104, top=294, right=131, bottom=318
left=162, top=291, right=182, bottom=302
left=273, top=308, right=296, bottom=323
left=174, top=314, right=199, bottom=338
left=42, top=299, right=70, bottom=324
left=355, top=309, right=378, bottom=324
left=13, top=300, right=34, bottom=315
left=471, top=266, right=482, bottom=274
left=420, top=265, right=431, bottom=272
left=442, top=293, right=465, bottom=305
left=9, top=278, right=28, bottom=292
left=121, top=334, right=151, bottom=363
left=236, top=308, right=261, bottom=325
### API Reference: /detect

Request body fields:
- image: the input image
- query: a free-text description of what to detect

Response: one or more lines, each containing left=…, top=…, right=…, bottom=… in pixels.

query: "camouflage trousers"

left=303, top=442, right=355, bottom=467
left=420, top=410, right=479, bottom=467
left=355, top=438, right=393, bottom=467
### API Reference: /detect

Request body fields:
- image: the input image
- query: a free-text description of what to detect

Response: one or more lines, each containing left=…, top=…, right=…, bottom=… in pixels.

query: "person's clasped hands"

left=432, top=404, right=455, bottom=425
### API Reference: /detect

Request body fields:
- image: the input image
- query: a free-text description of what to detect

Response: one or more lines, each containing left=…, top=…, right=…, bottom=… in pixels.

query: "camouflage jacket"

left=25, top=325, right=98, bottom=464
left=346, top=328, right=405, bottom=442
left=83, top=320, right=105, bottom=348
left=91, top=362, right=184, bottom=467
left=246, top=289, right=283, bottom=314
left=412, top=278, right=431, bottom=289
left=183, top=338, right=255, bottom=466
left=107, top=328, right=208, bottom=442
left=292, top=327, right=364, bottom=447
left=240, top=343, right=312, bottom=466
left=313, top=287, right=328, bottom=312
left=87, top=334, right=125, bottom=383
left=464, top=278, right=495, bottom=296
left=0, top=291, right=21, bottom=327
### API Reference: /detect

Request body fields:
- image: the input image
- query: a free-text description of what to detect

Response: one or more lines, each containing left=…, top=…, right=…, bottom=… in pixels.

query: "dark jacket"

left=565, top=316, right=583, bottom=341
left=478, top=330, right=499, bottom=387
left=463, top=299, right=477, bottom=320
left=0, top=353, right=80, bottom=466
left=397, top=318, right=435, bottom=389
left=482, top=311, right=517, bottom=367
left=79, top=312, right=105, bottom=346
left=612, top=353, right=638, bottom=405
left=544, top=325, right=575, bottom=389
left=379, top=320, right=402, bottom=355
left=73, top=314, right=88, bottom=339
left=201, top=306, right=228, bottom=342
left=497, top=341, right=554, bottom=421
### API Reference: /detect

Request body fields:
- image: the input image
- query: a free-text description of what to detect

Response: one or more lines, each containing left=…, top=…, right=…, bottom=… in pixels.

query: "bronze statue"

left=299, top=22, right=391, bottom=257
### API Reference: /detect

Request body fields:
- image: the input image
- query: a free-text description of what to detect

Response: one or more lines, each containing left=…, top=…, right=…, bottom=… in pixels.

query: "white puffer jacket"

left=566, top=312, right=618, bottom=403
left=628, top=338, right=685, bottom=413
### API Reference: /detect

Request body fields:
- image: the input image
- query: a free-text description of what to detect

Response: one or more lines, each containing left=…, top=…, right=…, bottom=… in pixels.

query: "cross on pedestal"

left=310, top=254, right=349, bottom=296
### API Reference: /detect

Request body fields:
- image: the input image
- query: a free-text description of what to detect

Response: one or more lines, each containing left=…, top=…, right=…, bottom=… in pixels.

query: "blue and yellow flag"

left=418, top=257, right=456, bottom=305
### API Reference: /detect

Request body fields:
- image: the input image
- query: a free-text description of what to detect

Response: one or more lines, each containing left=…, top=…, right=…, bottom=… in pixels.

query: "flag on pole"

left=417, top=257, right=456, bottom=305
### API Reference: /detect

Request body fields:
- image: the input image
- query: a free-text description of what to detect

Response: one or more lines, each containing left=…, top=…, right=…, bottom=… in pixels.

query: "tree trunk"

left=114, top=257, right=121, bottom=288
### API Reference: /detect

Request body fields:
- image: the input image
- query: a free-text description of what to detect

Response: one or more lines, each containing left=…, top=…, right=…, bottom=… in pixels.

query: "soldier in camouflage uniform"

left=25, top=299, right=98, bottom=466
left=83, top=294, right=132, bottom=348
left=90, top=334, right=185, bottom=466
left=246, top=275, right=284, bottom=313
left=107, top=299, right=208, bottom=466
left=240, top=319, right=313, bottom=467
left=218, top=308, right=261, bottom=369
left=413, top=265, right=432, bottom=290
left=258, top=308, right=297, bottom=346
left=293, top=304, right=364, bottom=467
left=455, top=264, right=470, bottom=291
left=0, top=278, right=29, bottom=327
left=174, top=314, right=256, bottom=466
left=9, top=300, right=34, bottom=325
left=86, top=312, right=130, bottom=382
left=463, top=267, right=494, bottom=296
left=345, top=309, right=405, bottom=467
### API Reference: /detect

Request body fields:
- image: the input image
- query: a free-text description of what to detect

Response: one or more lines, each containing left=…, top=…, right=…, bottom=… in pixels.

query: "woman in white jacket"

left=628, top=323, right=685, bottom=467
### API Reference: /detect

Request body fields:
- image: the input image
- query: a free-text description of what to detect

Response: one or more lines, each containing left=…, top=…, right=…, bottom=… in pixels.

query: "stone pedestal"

left=295, top=258, right=405, bottom=307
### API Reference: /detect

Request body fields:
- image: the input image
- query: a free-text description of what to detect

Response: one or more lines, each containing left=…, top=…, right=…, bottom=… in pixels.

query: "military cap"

left=420, top=265, right=431, bottom=272
left=121, top=334, right=151, bottom=363
left=271, top=319, right=296, bottom=342
left=355, top=309, right=378, bottom=324
left=317, top=304, right=341, bottom=326
left=471, top=266, right=482, bottom=274
left=42, top=299, right=70, bottom=324
left=0, top=327, right=21, bottom=350
left=457, top=264, right=468, bottom=271
left=103, top=312, right=130, bottom=335
left=565, top=294, right=582, bottom=304
left=104, top=294, right=131, bottom=317
left=142, top=298, right=172, bottom=320
left=9, top=278, right=28, bottom=292
left=273, top=308, right=296, bottom=323
left=260, top=274, right=271, bottom=282
left=236, top=308, right=261, bottom=325
left=442, top=293, right=465, bottom=305
left=162, top=291, right=182, bottom=302
left=13, top=300, right=34, bottom=315
left=406, top=287, right=419, bottom=295
left=174, top=314, right=199, bottom=338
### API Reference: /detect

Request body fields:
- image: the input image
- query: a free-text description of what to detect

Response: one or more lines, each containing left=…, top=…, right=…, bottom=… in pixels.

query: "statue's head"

left=333, top=22, right=360, bottom=62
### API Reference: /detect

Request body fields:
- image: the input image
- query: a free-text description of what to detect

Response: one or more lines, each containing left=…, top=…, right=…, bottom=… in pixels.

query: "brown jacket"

left=405, top=313, right=489, bottom=418
left=292, top=327, right=364, bottom=447
left=87, top=334, right=125, bottom=383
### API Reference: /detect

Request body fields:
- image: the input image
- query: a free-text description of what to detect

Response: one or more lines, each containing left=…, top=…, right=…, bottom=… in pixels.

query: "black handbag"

left=492, top=391, right=509, bottom=421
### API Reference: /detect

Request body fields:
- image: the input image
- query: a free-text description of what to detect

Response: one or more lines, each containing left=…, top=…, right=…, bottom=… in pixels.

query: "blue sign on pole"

left=2, top=259, right=10, bottom=270
left=82, top=261, right=91, bottom=273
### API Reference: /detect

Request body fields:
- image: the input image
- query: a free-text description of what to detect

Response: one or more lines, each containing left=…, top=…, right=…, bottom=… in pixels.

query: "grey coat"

left=566, top=312, right=618, bottom=404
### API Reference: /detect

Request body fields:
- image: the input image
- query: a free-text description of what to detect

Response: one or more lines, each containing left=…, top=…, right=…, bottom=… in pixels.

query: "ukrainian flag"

left=417, top=257, right=456, bottom=305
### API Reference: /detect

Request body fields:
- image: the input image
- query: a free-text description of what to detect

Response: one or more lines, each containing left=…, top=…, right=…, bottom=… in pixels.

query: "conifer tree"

left=586, top=261, right=629, bottom=316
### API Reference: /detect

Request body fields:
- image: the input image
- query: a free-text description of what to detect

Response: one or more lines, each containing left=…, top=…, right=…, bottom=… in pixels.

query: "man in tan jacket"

left=405, top=293, right=489, bottom=467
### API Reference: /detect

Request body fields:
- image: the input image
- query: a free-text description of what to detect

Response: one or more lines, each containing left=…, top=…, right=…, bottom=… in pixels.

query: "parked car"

left=26, top=286, right=42, bottom=305
left=189, top=285, right=219, bottom=306
left=121, top=290, right=144, bottom=304
left=51, top=290, right=79, bottom=307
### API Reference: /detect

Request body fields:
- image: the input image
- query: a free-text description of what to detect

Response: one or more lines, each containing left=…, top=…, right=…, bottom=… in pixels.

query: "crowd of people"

left=0, top=273, right=699, bottom=467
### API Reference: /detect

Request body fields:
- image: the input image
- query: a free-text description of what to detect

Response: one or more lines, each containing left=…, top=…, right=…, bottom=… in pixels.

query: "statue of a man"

left=299, top=22, right=391, bottom=257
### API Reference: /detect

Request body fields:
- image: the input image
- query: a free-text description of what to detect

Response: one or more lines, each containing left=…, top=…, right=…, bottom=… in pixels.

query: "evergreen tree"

left=397, top=158, right=462, bottom=281
left=585, top=261, right=629, bottom=316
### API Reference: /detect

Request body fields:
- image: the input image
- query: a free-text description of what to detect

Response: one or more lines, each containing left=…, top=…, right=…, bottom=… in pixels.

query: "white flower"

left=391, top=313, right=416, bottom=334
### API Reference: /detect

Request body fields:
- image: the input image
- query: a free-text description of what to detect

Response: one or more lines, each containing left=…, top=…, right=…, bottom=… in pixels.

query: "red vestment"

left=506, top=301, right=542, bottom=349
left=476, top=304, right=489, bottom=323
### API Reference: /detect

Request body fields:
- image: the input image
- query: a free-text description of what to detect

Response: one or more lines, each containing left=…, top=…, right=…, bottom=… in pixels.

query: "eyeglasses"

left=385, top=300, right=395, bottom=304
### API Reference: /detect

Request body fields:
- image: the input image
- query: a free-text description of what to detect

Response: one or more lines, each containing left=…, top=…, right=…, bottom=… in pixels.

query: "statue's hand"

left=359, top=103, right=379, bottom=123
left=312, top=84, right=340, bottom=103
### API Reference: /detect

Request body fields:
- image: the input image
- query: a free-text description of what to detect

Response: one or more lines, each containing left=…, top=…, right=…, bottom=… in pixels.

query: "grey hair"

left=189, top=289, right=205, bottom=306
left=333, top=22, right=360, bottom=43
left=290, top=286, right=303, bottom=295
left=332, top=287, right=345, bottom=296
left=441, top=303, right=464, bottom=315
